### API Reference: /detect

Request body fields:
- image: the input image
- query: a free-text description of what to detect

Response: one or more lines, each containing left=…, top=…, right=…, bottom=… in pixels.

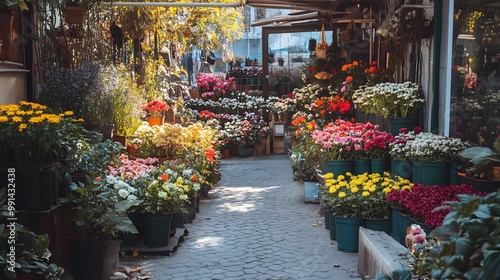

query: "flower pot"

left=16, top=166, right=57, bottom=211
left=449, top=162, right=460, bottom=185
left=461, top=176, right=500, bottom=193
left=324, top=207, right=331, bottom=230
left=222, top=149, right=230, bottom=159
left=363, top=218, right=392, bottom=235
left=390, top=206, right=403, bottom=243
left=172, top=212, right=185, bottom=229
left=146, top=117, right=163, bottom=126
left=304, top=181, right=319, bottom=203
left=102, top=239, right=122, bottom=280
left=413, top=160, right=450, bottom=186
left=390, top=159, right=412, bottom=180
left=387, top=118, right=417, bottom=136
left=353, top=159, right=371, bottom=175
left=399, top=212, right=414, bottom=246
left=329, top=214, right=336, bottom=240
left=323, top=160, right=354, bottom=177
left=127, top=145, right=138, bottom=159
left=142, top=213, right=173, bottom=248
left=371, top=159, right=386, bottom=175
left=100, top=124, right=115, bottom=140
left=69, top=237, right=105, bottom=280
left=335, top=217, right=362, bottom=252
left=112, top=135, right=126, bottom=146
left=63, top=5, right=88, bottom=25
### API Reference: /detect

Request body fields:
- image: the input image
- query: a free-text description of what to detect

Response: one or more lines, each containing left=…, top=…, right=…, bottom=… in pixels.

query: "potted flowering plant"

left=407, top=132, right=467, bottom=186
left=388, top=127, right=422, bottom=179
left=353, top=82, right=424, bottom=135
left=142, top=99, right=169, bottom=126
left=67, top=175, right=141, bottom=279
left=130, top=166, right=190, bottom=247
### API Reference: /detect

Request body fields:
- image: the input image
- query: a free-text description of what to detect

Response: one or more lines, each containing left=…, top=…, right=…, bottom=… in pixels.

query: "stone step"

left=357, top=227, right=411, bottom=279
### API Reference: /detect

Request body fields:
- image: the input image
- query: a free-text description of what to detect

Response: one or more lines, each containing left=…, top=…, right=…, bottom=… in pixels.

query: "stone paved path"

left=122, top=155, right=359, bottom=280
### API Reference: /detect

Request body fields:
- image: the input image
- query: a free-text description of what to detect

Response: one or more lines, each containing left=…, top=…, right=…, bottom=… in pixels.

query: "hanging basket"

left=341, top=21, right=356, bottom=44
left=64, top=6, right=87, bottom=25
left=315, top=24, right=329, bottom=59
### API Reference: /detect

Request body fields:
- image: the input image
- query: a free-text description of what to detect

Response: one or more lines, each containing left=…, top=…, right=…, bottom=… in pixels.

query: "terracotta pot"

left=492, top=166, right=500, bottom=181
left=147, top=117, right=163, bottom=126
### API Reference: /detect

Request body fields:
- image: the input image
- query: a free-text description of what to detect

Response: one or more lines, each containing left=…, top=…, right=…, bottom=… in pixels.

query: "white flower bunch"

left=485, top=90, right=500, bottom=104
left=407, top=132, right=467, bottom=162
left=104, top=175, right=140, bottom=203
left=353, top=82, right=424, bottom=118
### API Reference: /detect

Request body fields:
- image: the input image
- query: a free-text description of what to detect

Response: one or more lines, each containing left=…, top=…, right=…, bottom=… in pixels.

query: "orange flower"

left=341, top=65, right=348, bottom=71
left=162, top=174, right=169, bottom=182
left=192, top=175, right=198, bottom=182
left=96, top=177, right=102, bottom=181
left=291, top=116, right=306, bottom=126
left=296, top=129, right=302, bottom=135
left=320, top=109, right=327, bottom=115
left=371, top=60, right=378, bottom=66
left=307, top=121, right=316, bottom=130
left=314, top=99, right=325, bottom=107
left=345, top=76, right=353, bottom=83
left=352, top=61, right=359, bottom=66
left=369, top=66, right=377, bottom=73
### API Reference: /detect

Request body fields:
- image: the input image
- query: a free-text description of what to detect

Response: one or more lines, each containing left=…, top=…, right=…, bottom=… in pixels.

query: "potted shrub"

left=458, top=137, right=500, bottom=190
left=66, top=174, right=141, bottom=280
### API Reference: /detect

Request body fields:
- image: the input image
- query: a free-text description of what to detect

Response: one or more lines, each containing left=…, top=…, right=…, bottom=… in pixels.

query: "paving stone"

left=120, top=156, right=360, bottom=279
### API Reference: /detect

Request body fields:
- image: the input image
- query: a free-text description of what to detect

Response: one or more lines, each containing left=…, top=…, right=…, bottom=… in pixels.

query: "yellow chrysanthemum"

left=18, top=123, right=27, bottom=132
left=324, top=173, right=334, bottom=179
left=0, top=116, right=8, bottom=122
left=338, top=191, right=346, bottom=198
left=329, top=186, right=336, bottom=193
left=382, top=187, right=391, bottom=194
left=64, top=111, right=74, bottom=116
left=337, top=175, right=345, bottom=181
left=401, top=185, right=411, bottom=191
left=369, top=186, right=376, bottom=192
left=11, top=116, right=22, bottom=122
left=345, top=172, right=352, bottom=177
left=392, top=186, right=400, bottom=191
left=381, top=181, right=389, bottom=187
left=362, top=191, right=370, bottom=197
left=351, top=186, right=359, bottom=193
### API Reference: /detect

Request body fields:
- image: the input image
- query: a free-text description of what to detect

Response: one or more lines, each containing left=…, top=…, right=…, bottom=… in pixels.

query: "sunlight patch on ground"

left=217, top=186, right=281, bottom=212
left=193, top=236, right=223, bottom=248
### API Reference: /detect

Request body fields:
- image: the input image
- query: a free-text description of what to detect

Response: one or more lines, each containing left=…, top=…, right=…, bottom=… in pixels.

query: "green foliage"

left=411, top=193, right=500, bottom=279
left=67, top=178, right=140, bottom=239
left=0, top=189, right=67, bottom=279
left=72, top=137, right=124, bottom=177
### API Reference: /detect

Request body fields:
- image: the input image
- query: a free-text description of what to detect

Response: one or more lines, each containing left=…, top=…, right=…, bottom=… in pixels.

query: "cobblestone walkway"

left=123, top=155, right=359, bottom=280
